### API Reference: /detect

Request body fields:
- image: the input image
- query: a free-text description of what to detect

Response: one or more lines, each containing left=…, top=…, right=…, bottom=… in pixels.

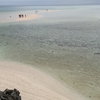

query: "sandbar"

left=0, top=14, right=41, bottom=23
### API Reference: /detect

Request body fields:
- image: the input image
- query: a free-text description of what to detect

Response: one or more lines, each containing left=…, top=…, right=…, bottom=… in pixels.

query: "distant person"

left=22, top=14, right=24, bottom=17
left=19, top=14, right=21, bottom=18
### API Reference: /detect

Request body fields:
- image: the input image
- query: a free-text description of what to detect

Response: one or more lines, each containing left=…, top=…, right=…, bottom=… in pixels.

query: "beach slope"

left=0, top=61, right=85, bottom=100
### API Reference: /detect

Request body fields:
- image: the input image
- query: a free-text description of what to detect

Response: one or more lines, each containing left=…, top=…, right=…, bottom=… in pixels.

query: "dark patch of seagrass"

left=94, top=52, right=100, bottom=55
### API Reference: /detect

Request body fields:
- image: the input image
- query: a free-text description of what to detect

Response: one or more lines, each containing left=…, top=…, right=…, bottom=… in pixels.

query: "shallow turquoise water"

left=0, top=5, right=100, bottom=100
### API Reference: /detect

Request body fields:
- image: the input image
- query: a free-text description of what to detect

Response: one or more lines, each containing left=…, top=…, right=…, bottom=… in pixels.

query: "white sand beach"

left=0, top=61, right=85, bottom=100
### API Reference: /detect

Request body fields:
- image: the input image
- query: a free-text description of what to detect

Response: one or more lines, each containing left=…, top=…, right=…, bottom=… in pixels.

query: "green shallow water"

left=0, top=5, right=100, bottom=100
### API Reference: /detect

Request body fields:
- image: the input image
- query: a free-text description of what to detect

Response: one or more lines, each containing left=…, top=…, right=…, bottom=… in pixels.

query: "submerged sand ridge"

left=0, top=61, right=85, bottom=100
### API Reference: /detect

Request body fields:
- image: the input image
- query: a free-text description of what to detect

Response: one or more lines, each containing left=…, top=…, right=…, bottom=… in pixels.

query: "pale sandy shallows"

left=0, top=61, right=85, bottom=100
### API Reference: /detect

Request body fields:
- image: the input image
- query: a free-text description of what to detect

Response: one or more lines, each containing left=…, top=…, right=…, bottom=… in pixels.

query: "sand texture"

left=0, top=61, right=85, bottom=100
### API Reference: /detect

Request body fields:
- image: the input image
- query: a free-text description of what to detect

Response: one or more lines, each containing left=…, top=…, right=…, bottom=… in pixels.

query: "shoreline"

left=0, top=61, right=87, bottom=100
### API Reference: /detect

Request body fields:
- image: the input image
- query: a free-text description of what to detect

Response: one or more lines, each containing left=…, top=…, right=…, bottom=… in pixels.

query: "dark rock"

left=0, top=89, right=21, bottom=100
